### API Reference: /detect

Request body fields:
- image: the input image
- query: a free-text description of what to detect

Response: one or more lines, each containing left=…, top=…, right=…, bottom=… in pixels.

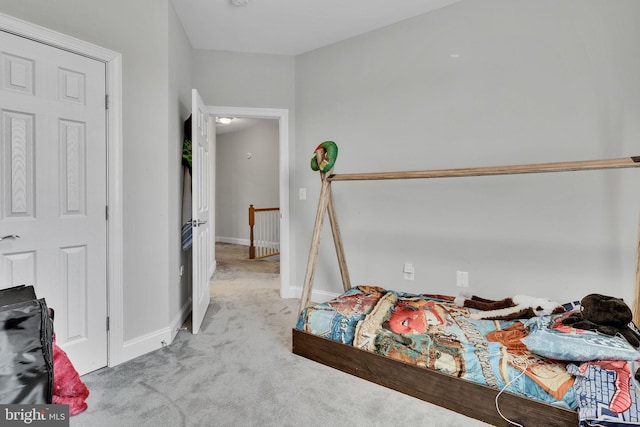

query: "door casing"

left=206, top=106, right=290, bottom=298
left=0, top=12, right=125, bottom=367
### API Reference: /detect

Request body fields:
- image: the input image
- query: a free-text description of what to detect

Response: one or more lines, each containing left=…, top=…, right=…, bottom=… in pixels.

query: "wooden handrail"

left=252, top=207, right=280, bottom=213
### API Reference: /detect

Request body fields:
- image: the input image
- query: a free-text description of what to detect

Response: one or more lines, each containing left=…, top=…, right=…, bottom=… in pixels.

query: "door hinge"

left=105, top=205, right=109, bottom=220
left=106, top=316, right=110, bottom=331
left=105, top=94, right=109, bottom=110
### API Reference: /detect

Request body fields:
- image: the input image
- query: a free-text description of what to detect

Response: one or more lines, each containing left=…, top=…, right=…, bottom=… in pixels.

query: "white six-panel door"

left=0, top=30, right=107, bottom=374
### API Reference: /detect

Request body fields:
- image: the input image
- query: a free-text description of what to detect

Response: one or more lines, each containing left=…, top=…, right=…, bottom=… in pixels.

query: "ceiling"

left=171, top=0, right=462, bottom=56
left=215, top=117, right=270, bottom=135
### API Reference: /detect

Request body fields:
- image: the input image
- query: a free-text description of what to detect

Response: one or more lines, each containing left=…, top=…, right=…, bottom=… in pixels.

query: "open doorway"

left=215, top=117, right=280, bottom=276
left=206, top=106, right=290, bottom=298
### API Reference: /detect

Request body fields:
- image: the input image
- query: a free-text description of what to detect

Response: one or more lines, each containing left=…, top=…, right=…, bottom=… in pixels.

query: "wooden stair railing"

left=249, top=205, right=280, bottom=259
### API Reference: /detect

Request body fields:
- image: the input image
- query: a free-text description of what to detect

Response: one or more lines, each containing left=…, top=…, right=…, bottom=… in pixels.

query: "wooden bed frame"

left=292, top=151, right=640, bottom=426
left=293, top=329, right=577, bottom=426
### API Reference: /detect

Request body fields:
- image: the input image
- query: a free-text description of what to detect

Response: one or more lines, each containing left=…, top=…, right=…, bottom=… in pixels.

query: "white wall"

left=294, top=0, right=640, bottom=305
left=216, top=120, right=280, bottom=243
left=0, top=0, right=188, bottom=348
left=191, top=50, right=295, bottom=109
left=0, top=1, right=296, bottom=363
left=4, top=0, right=638, bottom=363
left=168, top=1, right=194, bottom=335
left=192, top=49, right=296, bottom=279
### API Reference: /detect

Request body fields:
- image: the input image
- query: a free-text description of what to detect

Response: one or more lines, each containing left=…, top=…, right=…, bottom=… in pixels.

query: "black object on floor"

left=0, top=285, right=54, bottom=404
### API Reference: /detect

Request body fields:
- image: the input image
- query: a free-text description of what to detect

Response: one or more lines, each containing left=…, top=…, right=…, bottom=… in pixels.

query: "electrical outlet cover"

left=456, top=271, right=469, bottom=287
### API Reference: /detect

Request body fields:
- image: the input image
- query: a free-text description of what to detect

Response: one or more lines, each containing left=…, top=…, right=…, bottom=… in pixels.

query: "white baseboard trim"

left=216, top=236, right=249, bottom=246
left=284, top=286, right=340, bottom=304
left=122, top=326, right=173, bottom=363
left=209, top=262, right=217, bottom=279
left=169, top=298, right=192, bottom=342
left=120, top=285, right=335, bottom=363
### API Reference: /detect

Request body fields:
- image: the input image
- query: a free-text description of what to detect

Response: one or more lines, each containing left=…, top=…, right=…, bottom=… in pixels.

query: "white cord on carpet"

left=495, top=364, right=529, bottom=427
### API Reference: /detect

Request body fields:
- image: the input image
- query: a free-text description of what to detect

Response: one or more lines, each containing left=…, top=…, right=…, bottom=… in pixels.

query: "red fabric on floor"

left=52, top=338, right=89, bottom=415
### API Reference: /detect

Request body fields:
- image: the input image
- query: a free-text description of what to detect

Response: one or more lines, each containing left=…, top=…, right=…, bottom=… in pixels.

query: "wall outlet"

left=456, top=271, right=469, bottom=287
left=403, top=263, right=414, bottom=281
left=299, top=188, right=307, bottom=200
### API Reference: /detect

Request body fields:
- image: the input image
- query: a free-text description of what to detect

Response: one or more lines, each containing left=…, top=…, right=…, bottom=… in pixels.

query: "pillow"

left=521, top=314, right=640, bottom=362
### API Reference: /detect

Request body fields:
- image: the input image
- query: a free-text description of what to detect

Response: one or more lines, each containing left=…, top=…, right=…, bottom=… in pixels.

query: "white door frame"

left=206, top=106, right=290, bottom=298
left=0, top=13, right=125, bottom=367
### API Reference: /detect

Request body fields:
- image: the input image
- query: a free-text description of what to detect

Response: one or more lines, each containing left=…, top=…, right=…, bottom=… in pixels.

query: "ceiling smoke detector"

left=230, top=0, right=249, bottom=6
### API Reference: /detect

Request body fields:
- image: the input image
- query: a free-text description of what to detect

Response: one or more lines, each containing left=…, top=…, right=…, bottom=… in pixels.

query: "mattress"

left=295, top=285, right=577, bottom=410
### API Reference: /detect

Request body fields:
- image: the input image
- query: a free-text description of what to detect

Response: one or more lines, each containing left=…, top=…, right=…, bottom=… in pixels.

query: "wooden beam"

left=329, top=156, right=640, bottom=182
left=299, top=177, right=331, bottom=313
left=327, top=192, right=352, bottom=292
left=292, top=329, right=578, bottom=427
left=303, top=147, right=353, bottom=308
left=634, top=213, right=640, bottom=326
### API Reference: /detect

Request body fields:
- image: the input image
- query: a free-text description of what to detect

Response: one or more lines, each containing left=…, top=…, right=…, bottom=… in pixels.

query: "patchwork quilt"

left=296, top=285, right=577, bottom=409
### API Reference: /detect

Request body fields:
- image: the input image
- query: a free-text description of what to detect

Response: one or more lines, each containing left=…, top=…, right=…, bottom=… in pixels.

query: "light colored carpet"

left=216, top=242, right=279, bottom=274
left=69, top=244, right=490, bottom=427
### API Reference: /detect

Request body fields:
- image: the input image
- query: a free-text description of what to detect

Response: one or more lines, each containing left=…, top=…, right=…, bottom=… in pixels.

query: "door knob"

left=0, top=234, right=20, bottom=242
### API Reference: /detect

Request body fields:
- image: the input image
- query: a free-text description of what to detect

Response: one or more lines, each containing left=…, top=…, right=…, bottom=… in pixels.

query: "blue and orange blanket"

left=296, top=285, right=577, bottom=409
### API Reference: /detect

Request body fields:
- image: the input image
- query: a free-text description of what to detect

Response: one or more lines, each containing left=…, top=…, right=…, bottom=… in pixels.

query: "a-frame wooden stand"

left=299, top=153, right=640, bottom=322
left=298, top=148, right=351, bottom=314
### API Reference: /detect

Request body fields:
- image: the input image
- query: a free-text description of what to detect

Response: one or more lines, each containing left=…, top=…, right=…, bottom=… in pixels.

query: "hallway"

left=214, top=242, right=280, bottom=275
